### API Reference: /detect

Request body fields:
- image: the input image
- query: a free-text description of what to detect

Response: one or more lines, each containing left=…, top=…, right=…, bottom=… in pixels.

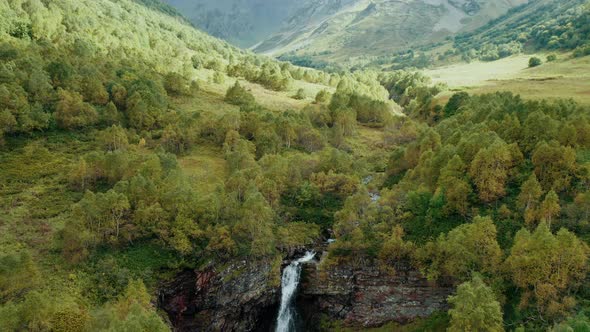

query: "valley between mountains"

left=1, top=0, right=590, bottom=331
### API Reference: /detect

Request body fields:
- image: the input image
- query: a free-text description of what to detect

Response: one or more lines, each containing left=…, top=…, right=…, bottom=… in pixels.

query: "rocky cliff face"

left=158, top=253, right=454, bottom=331
left=299, top=258, right=454, bottom=328
left=158, top=259, right=281, bottom=332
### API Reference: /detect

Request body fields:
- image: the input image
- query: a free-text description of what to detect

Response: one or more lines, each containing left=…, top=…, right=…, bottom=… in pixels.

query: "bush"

left=163, top=72, right=187, bottom=96
left=528, top=57, right=542, bottom=68
left=189, top=80, right=200, bottom=95
left=546, top=54, right=557, bottom=62
left=315, top=90, right=330, bottom=104
left=292, top=88, right=305, bottom=100
left=225, top=81, right=256, bottom=107
left=213, top=71, right=225, bottom=84
left=573, top=45, right=590, bottom=58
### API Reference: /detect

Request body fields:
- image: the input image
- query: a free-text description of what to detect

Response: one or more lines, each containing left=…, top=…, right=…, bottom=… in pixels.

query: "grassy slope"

left=192, top=69, right=335, bottom=111
left=6, top=0, right=587, bottom=329
left=425, top=53, right=590, bottom=105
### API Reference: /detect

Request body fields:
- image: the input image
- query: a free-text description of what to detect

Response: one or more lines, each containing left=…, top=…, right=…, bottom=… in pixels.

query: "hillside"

left=161, top=0, right=530, bottom=66
left=425, top=52, right=590, bottom=106
left=3, top=0, right=590, bottom=331
left=254, top=0, right=527, bottom=65
left=0, top=0, right=399, bottom=329
left=452, top=0, right=589, bottom=60
left=162, top=0, right=310, bottom=48
left=0, top=0, right=399, bottom=331
left=160, top=0, right=589, bottom=72
left=356, top=0, right=590, bottom=71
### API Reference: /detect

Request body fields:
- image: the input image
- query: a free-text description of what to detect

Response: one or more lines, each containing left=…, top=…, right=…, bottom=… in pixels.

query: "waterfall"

left=275, top=251, right=316, bottom=332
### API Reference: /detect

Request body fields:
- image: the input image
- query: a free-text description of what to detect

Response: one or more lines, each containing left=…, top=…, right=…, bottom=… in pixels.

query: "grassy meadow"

left=426, top=53, right=590, bottom=105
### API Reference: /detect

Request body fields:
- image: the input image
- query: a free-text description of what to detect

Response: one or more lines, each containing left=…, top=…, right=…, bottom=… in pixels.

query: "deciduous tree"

left=417, top=216, right=502, bottom=281
left=54, top=89, right=98, bottom=129
left=469, top=142, right=513, bottom=203
left=448, top=275, right=504, bottom=332
left=517, top=173, right=543, bottom=224
left=532, top=142, right=577, bottom=191
left=505, top=223, right=588, bottom=317
left=539, top=190, right=561, bottom=225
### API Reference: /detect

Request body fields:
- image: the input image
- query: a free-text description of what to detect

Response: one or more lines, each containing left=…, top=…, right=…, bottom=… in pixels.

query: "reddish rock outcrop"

left=158, top=260, right=280, bottom=332
left=299, top=258, right=454, bottom=328
left=158, top=252, right=454, bottom=331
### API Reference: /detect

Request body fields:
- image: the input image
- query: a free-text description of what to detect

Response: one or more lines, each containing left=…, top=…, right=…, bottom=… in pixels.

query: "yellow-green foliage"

left=276, top=222, right=321, bottom=251
left=86, top=279, right=168, bottom=331
left=0, top=1, right=408, bottom=331
left=4, top=1, right=590, bottom=331
left=505, top=223, right=588, bottom=318
left=416, top=216, right=502, bottom=282
left=269, top=254, right=283, bottom=288
left=448, top=275, right=504, bottom=332
left=0, top=251, right=40, bottom=300
left=0, top=0, right=355, bottom=96
left=0, top=0, right=235, bottom=75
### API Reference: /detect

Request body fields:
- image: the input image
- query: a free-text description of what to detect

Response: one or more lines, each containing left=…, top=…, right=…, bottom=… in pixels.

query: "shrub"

left=189, top=80, right=200, bottom=95
left=573, top=45, right=590, bottom=58
left=528, top=57, right=542, bottom=68
left=315, top=90, right=330, bottom=104
left=163, top=72, right=187, bottom=96
left=225, top=81, right=256, bottom=107
left=213, top=71, right=225, bottom=84
left=292, top=88, right=305, bottom=100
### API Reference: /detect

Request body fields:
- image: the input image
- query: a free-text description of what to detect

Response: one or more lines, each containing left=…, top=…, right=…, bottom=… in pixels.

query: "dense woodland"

left=1, top=0, right=590, bottom=331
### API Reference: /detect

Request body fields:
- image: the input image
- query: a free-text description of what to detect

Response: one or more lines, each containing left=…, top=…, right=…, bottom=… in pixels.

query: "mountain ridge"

left=254, top=0, right=528, bottom=61
left=162, top=0, right=528, bottom=56
left=163, top=0, right=311, bottom=47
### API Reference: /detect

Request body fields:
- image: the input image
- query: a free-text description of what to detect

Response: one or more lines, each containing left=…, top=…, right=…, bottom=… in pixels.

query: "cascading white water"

left=275, top=251, right=316, bottom=332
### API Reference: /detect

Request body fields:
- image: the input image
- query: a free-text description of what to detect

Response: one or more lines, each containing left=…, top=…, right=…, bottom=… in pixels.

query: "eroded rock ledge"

left=299, top=258, right=454, bottom=328
left=158, top=253, right=454, bottom=331
left=158, top=260, right=280, bottom=332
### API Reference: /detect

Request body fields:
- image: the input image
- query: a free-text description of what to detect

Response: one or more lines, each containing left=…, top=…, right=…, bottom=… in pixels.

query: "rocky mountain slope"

left=162, top=0, right=310, bottom=47
left=164, top=0, right=527, bottom=56
left=254, top=0, right=528, bottom=61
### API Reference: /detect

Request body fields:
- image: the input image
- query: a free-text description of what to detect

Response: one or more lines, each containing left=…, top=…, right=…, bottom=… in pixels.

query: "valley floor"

left=425, top=53, right=590, bottom=105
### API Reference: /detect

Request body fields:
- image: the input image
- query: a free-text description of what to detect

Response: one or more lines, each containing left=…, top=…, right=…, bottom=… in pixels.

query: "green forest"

left=1, top=0, right=590, bottom=331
